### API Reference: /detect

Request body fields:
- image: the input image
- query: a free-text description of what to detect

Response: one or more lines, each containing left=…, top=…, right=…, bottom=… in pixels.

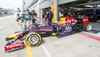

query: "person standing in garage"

left=42, top=9, right=48, bottom=23
left=20, top=10, right=31, bottom=30
left=16, top=8, right=21, bottom=25
left=46, top=9, right=53, bottom=25
left=31, top=10, right=37, bottom=25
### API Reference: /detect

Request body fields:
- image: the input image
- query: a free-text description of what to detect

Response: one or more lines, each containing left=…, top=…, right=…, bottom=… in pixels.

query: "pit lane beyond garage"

left=0, top=15, right=100, bottom=57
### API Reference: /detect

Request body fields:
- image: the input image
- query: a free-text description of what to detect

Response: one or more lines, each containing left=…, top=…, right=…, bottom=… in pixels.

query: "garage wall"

left=29, top=2, right=38, bottom=13
left=27, top=0, right=52, bottom=18
left=39, top=0, right=52, bottom=9
left=24, top=0, right=38, bottom=10
left=24, top=0, right=33, bottom=9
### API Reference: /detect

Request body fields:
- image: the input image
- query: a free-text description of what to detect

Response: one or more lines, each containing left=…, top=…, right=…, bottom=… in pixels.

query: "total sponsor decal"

left=4, top=43, right=23, bottom=51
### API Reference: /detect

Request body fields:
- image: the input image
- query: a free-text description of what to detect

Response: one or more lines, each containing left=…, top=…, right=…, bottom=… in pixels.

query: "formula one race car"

left=6, top=15, right=92, bottom=40
left=5, top=15, right=92, bottom=42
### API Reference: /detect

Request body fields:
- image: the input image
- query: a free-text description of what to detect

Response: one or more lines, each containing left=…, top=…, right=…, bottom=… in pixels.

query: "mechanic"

left=46, top=9, right=53, bottom=25
left=20, top=10, right=30, bottom=30
left=42, top=9, right=48, bottom=23
left=31, top=10, right=37, bottom=25
left=16, top=8, right=21, bottom=25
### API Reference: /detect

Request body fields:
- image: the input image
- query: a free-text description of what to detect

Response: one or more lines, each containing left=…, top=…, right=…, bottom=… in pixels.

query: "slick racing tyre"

left=83, top=23, right=92, bottom=32
left=25, top=32, right=42, bottom=47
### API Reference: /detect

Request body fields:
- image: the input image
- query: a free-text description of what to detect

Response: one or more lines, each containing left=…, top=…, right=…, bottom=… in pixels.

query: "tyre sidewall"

left=25, top=32, right=42, bottom=47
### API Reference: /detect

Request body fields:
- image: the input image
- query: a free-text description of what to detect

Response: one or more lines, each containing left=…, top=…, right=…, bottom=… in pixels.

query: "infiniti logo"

left=65, top=26, right=72, bottom=32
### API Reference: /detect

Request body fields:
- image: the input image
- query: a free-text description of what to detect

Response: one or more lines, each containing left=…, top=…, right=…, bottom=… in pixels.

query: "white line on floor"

left=41, top=45, right=52, bottom=57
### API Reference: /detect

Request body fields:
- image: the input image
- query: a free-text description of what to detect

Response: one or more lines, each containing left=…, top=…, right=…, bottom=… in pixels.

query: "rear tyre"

left=25, top=32, right=42, bottom=47
left=83, top=23, right=92, bottom=32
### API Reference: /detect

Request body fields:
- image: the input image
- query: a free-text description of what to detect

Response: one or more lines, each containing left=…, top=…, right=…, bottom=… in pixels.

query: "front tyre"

left=83, top=23, right=92, bottom=32
left=25, top=32, right=42, bottom=47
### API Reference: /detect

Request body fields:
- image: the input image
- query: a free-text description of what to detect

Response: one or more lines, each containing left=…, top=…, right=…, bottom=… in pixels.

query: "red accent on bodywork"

left=65, top=16, right=77, bottom=23
left=36, top=28, right=52, bottom=31
left=16, top=33, right=22, bottom=37
left=82, top=18, right=89, bottom=24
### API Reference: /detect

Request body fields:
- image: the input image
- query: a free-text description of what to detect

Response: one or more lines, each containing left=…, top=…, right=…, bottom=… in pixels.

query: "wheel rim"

left=28, top=35, right=39, bottom=45
left=87, top=24, right=92, bottom=31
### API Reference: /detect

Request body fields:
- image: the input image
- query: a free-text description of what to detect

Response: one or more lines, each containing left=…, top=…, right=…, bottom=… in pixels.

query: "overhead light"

left=98, top=5, right=100, bottom=7
left=85, top=5, right=93, bottom=7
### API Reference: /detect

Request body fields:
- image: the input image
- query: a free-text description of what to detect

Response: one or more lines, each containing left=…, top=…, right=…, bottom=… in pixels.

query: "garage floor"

left=0, top=15, right=100, bottom=57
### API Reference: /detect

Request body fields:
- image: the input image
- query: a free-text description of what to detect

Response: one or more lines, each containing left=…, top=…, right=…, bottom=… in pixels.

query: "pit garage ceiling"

left=58, top=0, right=100, bottom=10
left=39, top=0, right=78, bottom=9
left=58, top=0, right=100, bottom=14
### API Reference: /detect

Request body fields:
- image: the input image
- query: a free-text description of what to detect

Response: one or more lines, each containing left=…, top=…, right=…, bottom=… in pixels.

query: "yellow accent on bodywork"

left=52, top=33, right=56, bottom=36
left=59, top=17, right=66, bottom=24
left=8, top=34, right=17, bottom=38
